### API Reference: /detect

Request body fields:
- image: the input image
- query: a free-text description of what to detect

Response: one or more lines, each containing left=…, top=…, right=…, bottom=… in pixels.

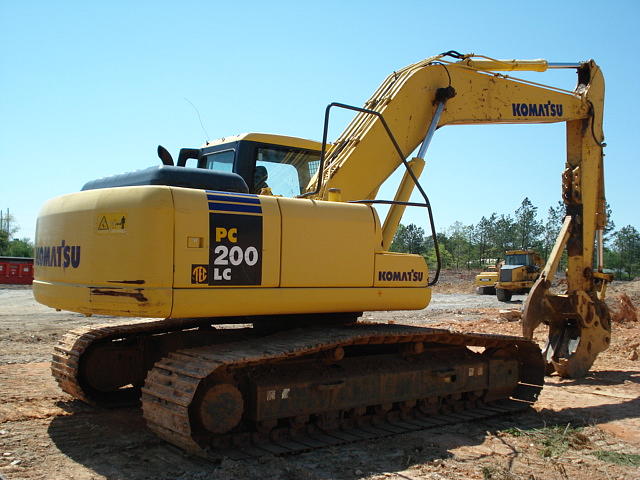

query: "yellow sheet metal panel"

left=171, top=286, right=430, bottom=318
left=33, top=186, right=174, bottom=316
left=32, top=280, right=89, bottom=314
left=278, top=198, right=376, bottom=287
left=498, top=281, right=533, bottom=290
left=474, top=272, right=498, bottom=287
left=173, top=188, right=281, bottom=288
left=172, top=188, right=209, bottom=288
left=373, top=252, right=428, bottom=287
left=203, top=132, right=321, bottom=151
left=33, top=281, right=172, bottom=317
left=370, top=206, right=384, bottom=250
left=462, top=59, right=548, bottom=72
left=441, top=67, right=588, bottom=126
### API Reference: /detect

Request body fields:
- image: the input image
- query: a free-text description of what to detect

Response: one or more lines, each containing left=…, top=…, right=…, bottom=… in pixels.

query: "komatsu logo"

left=35, top=241, right=81, bottom=268
left=512, top=102, right=564, bottom=117
left=378, top=270, right=424, bottom=282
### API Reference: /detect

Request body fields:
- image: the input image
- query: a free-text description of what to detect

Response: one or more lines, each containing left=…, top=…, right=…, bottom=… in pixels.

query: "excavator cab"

left=80, top=134, right=322, bottom=202
left=155, top=133, right=322, bottom=196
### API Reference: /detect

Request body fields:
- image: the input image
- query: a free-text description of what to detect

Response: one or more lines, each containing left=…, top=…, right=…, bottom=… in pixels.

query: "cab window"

left=204, top=150, right=235, bottom=173
left=255, top=147, right=321, bottom=196
left=505, top=254, right=529, bottom=266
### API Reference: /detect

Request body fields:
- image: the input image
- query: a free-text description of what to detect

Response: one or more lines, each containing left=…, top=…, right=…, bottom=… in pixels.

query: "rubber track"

left=141, top=323, right=543, bottom=458
left=51, top=318, right=218, bottom=405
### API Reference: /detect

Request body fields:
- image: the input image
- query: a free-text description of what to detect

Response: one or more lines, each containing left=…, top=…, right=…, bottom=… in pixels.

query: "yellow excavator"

left=34, top=51, right=611, bottom=457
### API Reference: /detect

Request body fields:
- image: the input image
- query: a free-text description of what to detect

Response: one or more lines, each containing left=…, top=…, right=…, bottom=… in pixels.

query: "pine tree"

left=514, top=198, right=543, bottom=249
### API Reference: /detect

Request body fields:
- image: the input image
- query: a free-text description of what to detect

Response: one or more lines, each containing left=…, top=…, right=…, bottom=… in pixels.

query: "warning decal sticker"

left=96, top=213, right=127, bottom=233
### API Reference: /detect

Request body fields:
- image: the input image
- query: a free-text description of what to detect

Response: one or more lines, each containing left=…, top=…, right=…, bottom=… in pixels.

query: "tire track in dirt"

left=0, top=363, right=74, bottom=423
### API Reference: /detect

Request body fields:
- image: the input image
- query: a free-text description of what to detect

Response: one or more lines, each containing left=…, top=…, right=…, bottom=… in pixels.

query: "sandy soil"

left=0, top=275, right=638, bottom=480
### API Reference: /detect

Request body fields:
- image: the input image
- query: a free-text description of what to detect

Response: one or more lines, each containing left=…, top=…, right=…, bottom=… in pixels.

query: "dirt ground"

left=0, top=273, right=639, bottom=480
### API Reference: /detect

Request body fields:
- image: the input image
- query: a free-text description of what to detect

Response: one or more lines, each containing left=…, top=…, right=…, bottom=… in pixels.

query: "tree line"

left=391, top=198, right=640, bottom=280
left=0, top=210, right=34, bottom=257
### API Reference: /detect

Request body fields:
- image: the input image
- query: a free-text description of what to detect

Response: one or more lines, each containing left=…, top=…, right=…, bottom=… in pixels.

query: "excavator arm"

left=311, top=52, right=609, bottom=377
left=521, top=61, right=610, bottom=377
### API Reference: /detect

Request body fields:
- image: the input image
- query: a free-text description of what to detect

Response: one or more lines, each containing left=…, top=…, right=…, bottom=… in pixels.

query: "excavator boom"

left=311, top=54, right=594, bottom=203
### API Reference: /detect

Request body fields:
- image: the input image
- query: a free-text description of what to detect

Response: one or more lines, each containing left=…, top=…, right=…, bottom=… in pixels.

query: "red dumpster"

left=0, top=257, right=34, bottom=285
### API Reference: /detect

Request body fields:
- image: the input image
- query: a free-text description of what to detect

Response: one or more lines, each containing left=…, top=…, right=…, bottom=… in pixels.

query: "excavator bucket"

left=523, top=278, right=612, bottom=378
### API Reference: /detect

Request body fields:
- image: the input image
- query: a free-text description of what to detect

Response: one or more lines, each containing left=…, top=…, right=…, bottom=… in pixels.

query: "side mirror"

left=177, top=148, right=201, bottom=167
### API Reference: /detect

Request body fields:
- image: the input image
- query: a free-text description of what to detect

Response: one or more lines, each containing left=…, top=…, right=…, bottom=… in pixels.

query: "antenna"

left=184, top=97, right=210, bottom=144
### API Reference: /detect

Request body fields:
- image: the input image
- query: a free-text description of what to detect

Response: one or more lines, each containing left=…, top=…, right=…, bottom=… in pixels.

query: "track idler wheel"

left=196, top=383, right=244, bottom=434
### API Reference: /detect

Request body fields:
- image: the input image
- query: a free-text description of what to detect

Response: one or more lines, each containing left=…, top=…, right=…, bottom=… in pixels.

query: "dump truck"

left=475, top=250, right=544, bottom=300
left=495, top=250, right=544, bottom=301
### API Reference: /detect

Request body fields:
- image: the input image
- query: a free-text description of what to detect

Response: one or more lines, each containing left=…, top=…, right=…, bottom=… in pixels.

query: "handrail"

left=301, top=102, right=442, bottom=286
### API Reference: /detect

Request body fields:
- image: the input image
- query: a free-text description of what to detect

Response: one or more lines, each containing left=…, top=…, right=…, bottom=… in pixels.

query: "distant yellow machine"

left=34, top=52, right=612, bottom=456
left=475, top=250, right=544, bottom=301
left=495, top=250, right=544, bottom=302
left=474, top=265, right=498, bottom=294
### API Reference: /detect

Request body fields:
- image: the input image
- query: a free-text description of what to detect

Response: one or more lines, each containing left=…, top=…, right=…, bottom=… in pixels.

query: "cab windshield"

left=505, top=254, right=531, bottom=266
left=255, top=147, right=320, bottom=196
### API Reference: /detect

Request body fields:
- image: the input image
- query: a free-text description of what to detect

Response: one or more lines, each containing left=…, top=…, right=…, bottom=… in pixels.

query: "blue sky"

left=1, top=0, right=639, bottom=242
